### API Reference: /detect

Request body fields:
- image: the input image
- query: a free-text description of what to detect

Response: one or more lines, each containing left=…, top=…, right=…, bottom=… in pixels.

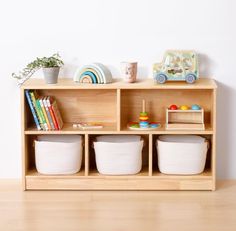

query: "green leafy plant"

left=12, top=53, right=64, bottom=85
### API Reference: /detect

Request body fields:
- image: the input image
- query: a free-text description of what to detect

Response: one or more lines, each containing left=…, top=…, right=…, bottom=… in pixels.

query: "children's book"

left=39, top=97, right=51, bottom=130
left=29, top=90, right=44, bottom=130
left=51, top=98, right=64, bottom=130
left=46, top=97, right=59, bottom=130
left=36, top=99, right=48, bottom=131
left=25, top=90, right=41, bottom=130
left=43, top=97, right=55, bottom=130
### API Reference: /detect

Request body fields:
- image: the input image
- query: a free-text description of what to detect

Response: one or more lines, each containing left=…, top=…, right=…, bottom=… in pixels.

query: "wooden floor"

left=0, top=180, right=236, bottom=231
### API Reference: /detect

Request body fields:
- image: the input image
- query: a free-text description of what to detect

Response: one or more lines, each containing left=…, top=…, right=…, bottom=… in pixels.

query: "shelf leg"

left=21, top=89, right=26, bottom=190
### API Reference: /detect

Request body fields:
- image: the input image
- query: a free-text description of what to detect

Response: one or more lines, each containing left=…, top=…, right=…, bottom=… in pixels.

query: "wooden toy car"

left=153, top=50, right=199, bottom=84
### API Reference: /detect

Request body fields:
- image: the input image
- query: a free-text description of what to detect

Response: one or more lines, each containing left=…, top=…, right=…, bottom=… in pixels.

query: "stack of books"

left=25, top=90, right=64, bottom=131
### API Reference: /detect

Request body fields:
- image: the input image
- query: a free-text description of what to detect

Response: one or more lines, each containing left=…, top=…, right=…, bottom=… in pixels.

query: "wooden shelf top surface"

left=25, top=123, right=213, bottom=134
left=21, top=78, right=217, bottom=90
left=26, top=168, right=212, bottom=180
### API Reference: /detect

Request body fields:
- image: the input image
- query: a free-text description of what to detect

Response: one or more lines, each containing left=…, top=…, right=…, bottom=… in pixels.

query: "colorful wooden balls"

left=169, top=104, right=178, bottom=110
left=180, top=105, right=189, bottom=110
left=191, top=104, right=201, bottom=110
left=169, top=104, right=201, bottom=110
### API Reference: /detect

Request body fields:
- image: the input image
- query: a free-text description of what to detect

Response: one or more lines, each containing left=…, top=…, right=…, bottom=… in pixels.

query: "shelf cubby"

left=152, top=134, right=213, bottom=179
left=24, top=134, right=86, bottom=177
left=121, top=89, right=214, bottom=131
left=87, top=134, right=149, bottom=177
left=21, top=78, right=217, bottom=190
left=25, top=89, right=118, bottom=132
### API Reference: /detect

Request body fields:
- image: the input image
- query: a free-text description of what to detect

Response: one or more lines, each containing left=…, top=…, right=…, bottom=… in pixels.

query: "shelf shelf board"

left=88, top=167, right=149, bottom=178
left=26, top=168, right=211, bottom=180
left=26, top=169, right=85, bottom=178
left=25, top=123, right=213, bottom=135
left=21, top=78, right=217, bottom=90
left=25, top=123, right=118, bottom=134
left=25, top=169, right=213, bottom=190
left=121, top=123, right=213, bottom=135
left=152, top=169, right=212, bottom=179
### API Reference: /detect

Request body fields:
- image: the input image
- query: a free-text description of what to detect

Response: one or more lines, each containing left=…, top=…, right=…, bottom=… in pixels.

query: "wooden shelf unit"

left=21, top=78, right=217, bottom=191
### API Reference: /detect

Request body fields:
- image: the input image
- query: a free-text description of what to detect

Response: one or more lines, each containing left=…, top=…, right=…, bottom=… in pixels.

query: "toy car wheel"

left=156, top=73, right=167, bottom=84
left=185, top=73, right=196, bottom=84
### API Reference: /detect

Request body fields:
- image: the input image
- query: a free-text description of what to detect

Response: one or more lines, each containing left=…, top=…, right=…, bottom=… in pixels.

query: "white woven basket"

left=35, top=135, right=83, bottom=175
left=157, top=135, right=208, bottom=175
left=94, top=135, right=143, bottom=175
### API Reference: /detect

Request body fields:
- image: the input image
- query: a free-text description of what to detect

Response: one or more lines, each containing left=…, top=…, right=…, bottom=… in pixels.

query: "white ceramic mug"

left=121, top=62, right=138, bottom=83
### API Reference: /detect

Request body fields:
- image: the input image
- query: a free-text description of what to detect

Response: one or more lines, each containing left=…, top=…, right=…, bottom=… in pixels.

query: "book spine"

left=39, top=98, right=51, bottom=130
left=47, top=97, right=59, bottom=130
left=43, top=97, right=55, bottom=130
left=36, top=99, right=48, bottom=131
left=25, top=90, right=41, bottom=130
left=29, top=91, right=44, bottom=130
left=51, top=100, right=64, bottom=130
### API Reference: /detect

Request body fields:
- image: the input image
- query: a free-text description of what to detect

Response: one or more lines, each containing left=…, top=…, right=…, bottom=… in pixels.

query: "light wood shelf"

left=22, top=78, right=217, bottom=90
left=21, top=78, right=217, bottom=191
left=88, top=167, right=149, bottom=178
left=26, top=168, right=211, bottom=179
left=120, top=124, right=213, bottom=135
left=25, top=169, right=213, bottom=190
left=152, top=169, right=212, bottom=179
left=26, top=169, right=86, bottom=178
left=25, top=122, right=118, bottom=134
left=25, top=123, right=213, bottom=135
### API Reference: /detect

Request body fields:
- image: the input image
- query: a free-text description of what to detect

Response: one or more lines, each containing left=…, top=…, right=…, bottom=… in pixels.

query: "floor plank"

left=0, top=180, right=236, bottom=231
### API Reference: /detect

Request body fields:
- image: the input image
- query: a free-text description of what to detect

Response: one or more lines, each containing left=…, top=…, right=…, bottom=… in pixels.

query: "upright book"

left=43, top=97, right=55, bottom=130
left=29, top=90, right=44, bottom=130
left=25, top=90, right=41, bottom=130
left=36, top=98, right=48, bottom=131
left=46, top=96, right=59, bottom=130
left=39, top=97, right=51, bottom=130
left=48, top=96, right=64, bottom=130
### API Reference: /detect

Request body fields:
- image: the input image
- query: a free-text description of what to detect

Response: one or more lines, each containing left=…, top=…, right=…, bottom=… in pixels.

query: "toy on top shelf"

left=153, top=50, right=199, bottom=84
left=166, top=104, right=205, bottom=130
left=128, top=100, right=161, bottom=130
left=74, top=63, right=113, bottom=84
left=120, top=62, right=138, bottom=83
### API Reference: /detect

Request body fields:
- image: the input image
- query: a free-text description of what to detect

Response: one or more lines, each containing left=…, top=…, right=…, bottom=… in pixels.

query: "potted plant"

left=12, top=53, right=64, bottom=85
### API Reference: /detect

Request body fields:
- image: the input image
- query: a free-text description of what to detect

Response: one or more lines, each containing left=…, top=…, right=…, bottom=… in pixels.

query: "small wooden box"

left=166, top=109, right=205, bottom=130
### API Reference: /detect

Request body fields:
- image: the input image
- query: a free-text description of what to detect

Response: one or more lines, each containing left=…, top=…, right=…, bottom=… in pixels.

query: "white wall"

left=0, top=0, right=235, bottom=178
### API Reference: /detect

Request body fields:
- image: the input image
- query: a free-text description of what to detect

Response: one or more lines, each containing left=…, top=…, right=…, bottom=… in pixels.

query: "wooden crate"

left=166, top=109, right=205, bottom=130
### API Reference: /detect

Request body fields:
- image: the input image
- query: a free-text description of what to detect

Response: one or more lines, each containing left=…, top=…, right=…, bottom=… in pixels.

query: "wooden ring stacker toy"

left=139, top=100, right=149, bottom=128
left=128, top=99, right=161, bottom=130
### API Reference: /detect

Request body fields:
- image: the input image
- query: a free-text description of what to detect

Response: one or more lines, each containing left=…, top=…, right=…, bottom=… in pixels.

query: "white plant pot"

left=42, top=67, right=60, bottom=84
